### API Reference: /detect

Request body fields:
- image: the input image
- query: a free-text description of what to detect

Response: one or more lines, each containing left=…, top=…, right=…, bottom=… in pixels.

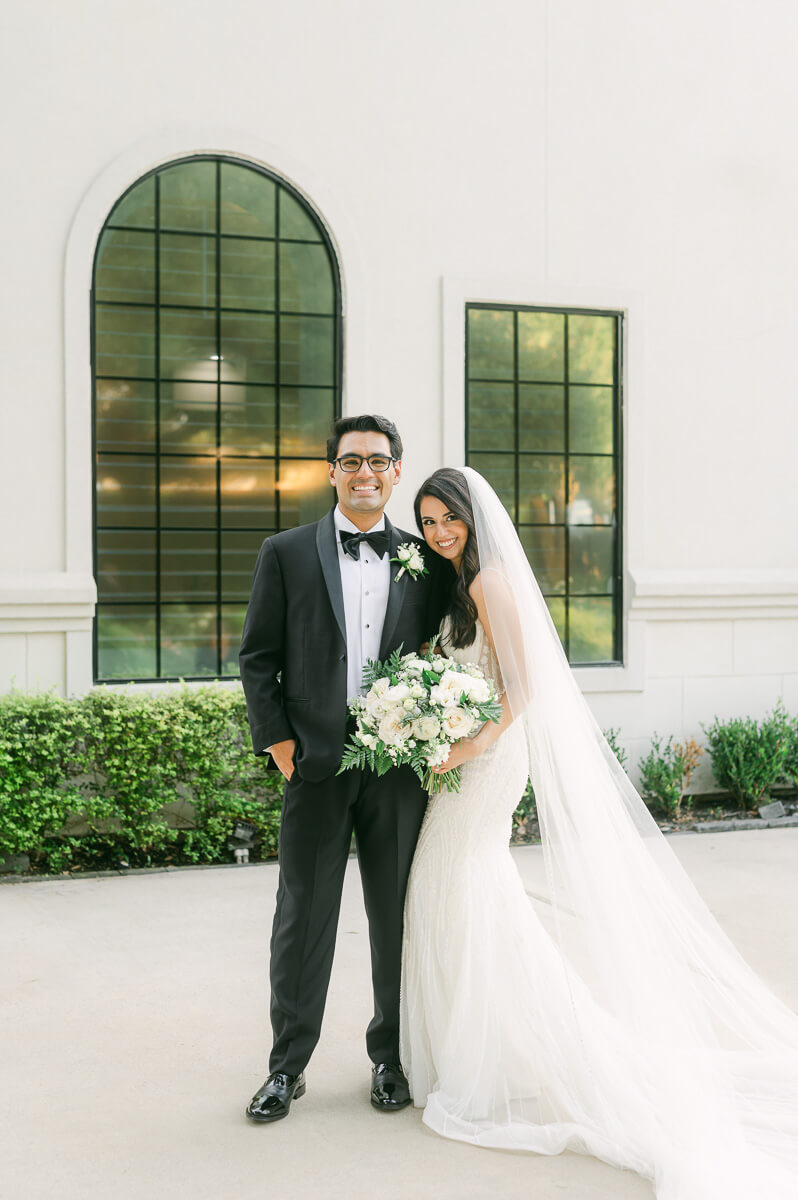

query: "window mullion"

left=215, top=159, right=223, bottom=677
left=154, top=173, right=162, bottom=679
left=274, top=187, right=281, bottom=533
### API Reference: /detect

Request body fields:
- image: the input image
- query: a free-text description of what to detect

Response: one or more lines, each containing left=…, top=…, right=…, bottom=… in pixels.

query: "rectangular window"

left=465, top=303, right=623, bottom=666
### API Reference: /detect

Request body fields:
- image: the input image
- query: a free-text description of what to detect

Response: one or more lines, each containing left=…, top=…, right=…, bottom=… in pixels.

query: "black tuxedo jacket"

left=239, top=508, right=450, bottom=782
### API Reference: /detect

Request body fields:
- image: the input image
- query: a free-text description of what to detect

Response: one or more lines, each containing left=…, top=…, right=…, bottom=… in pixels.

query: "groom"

left=239, top=414, right=446, bottom=1122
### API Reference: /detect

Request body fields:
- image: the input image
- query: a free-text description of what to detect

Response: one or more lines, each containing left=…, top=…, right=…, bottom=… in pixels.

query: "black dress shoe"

left=245, top=1071, right=306, bottom=1123
left=370, top=1062, right=411, bottom=1111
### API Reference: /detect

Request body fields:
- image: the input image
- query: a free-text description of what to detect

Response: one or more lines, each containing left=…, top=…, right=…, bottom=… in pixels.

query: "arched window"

left=92, top=156, right=342, bottom=681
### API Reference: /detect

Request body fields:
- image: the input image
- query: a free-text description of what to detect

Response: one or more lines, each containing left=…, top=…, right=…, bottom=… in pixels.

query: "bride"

left=400, top=465, right=798, bottom=1200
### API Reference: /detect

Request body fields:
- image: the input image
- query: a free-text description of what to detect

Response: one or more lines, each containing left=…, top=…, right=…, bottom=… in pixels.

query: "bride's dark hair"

left=414, top=468, right=480, bottom=649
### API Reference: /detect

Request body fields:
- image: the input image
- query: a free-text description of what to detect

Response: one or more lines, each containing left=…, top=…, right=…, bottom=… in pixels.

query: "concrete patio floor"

left=3, top=828, right=798, bottom=1200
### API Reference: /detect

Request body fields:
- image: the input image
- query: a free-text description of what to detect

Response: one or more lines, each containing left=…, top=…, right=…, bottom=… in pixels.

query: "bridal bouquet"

left=338, top=640, right=502, bottom=793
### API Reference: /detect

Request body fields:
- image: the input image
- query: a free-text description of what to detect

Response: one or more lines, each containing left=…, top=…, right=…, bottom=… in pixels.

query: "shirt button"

left=365, top=623, right=370, bottom=629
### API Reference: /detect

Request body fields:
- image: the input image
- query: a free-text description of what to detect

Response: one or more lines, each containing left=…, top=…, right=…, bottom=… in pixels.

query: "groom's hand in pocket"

left=268, top=738, right=297, bottom=781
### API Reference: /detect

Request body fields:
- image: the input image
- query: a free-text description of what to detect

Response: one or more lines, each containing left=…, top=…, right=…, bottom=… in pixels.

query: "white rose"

left=412, top=715, right=441, bottom=741
left=409, top=548, right=425, bottom=571
left=403, top=698, right=416, bottom=711
left=387, top=682, right=411, bottom=704
left=378, top=710, right=410, bottom=747
left=431, top=657, right=446, bottom=673
left=441, top=706, right=477, bottom=739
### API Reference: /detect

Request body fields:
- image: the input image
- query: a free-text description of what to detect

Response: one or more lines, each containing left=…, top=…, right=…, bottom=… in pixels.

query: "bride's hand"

left=419, top=641, right=445, bottom=657
left=431, top=738, right=479, bottom=774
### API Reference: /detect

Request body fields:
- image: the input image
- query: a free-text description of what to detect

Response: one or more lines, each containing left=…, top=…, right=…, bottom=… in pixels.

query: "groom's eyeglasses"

left=334, top=454, right=395, bottom=473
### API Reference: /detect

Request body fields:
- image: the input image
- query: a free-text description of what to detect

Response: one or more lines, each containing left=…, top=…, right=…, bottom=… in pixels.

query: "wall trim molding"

left=629, top=568, right=798, bottom=621
left=0, top=572, right=96, bottom=624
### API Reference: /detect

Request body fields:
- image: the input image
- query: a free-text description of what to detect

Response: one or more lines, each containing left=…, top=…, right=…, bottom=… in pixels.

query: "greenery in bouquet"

left=338, top=639, right=502, bottom=793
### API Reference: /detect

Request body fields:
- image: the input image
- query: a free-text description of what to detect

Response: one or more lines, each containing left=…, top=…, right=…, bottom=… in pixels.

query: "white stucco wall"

left=1, top=0, right=796, bottom=784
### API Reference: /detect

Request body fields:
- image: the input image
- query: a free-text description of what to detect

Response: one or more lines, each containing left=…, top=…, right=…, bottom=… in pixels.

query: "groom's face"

left=328, top=430, right=402, bottom=522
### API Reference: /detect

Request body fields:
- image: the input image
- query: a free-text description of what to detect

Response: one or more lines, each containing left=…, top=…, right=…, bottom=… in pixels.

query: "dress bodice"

left=440, top=615, right=503, bottom=694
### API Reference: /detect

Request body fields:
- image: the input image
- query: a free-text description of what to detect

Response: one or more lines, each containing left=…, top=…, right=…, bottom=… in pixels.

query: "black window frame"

left=91, top=154, right=343, bottom=684
left=464, top=301, right=624, bottom=667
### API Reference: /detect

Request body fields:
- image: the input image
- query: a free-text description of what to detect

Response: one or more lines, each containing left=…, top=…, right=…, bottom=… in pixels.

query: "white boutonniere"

left=391, top=542, right=429, bottom=583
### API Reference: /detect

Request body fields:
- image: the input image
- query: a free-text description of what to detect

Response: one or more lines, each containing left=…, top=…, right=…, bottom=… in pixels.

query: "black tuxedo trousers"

left=239, top=509, right=449, bottom=1073
left=270, top=763, right=428, bottom=1072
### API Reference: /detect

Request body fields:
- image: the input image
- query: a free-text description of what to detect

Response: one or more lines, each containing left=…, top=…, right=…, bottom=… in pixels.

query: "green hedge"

left=2, top=688, right=796, bottom=875
left=0, top=687, right=283, bottom=874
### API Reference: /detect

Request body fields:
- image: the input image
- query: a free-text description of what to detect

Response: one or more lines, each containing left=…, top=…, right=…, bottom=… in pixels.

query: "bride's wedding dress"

left=400, top=467, right=798, bottom=1200
left=403, top=618, right=659, bottom=1167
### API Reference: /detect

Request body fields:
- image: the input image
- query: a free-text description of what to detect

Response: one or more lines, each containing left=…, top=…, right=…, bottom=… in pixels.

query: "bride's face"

left=419, top=495, right=469, bottom=572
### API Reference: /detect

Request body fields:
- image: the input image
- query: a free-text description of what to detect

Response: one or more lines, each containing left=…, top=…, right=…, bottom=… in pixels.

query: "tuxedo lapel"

left=379, top=519, right=409, bottom=658
left=316, top=510, right=347, bottom=648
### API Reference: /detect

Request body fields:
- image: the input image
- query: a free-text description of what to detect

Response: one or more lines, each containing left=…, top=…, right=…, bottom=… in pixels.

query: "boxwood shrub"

left=0, top=686, right=283, bottom=874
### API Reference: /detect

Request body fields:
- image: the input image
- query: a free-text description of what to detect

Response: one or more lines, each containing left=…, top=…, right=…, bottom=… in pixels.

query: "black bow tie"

left=339, top=528, right=391, bottom=560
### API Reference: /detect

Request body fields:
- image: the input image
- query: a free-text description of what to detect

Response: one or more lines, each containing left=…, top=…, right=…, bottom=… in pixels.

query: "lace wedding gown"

left=400, top=618, right=798, bottom=1198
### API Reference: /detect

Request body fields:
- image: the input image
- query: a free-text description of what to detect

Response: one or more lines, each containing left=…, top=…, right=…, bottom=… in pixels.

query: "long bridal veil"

left=460, top=465, right=798, bottom=1197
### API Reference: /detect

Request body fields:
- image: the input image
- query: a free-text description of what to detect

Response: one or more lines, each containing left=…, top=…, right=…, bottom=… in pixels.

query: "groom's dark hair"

left=326, top=414, right=403, bottom=463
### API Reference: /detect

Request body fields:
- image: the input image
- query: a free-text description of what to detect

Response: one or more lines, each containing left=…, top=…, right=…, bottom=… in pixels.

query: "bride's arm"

left=431, top=573, right=520, bottom=772
left=467, top=573, right=519, bottom=749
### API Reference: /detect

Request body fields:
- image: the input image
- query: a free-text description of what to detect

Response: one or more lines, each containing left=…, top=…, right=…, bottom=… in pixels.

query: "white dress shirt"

left=333, top=505, right=391, bottom=700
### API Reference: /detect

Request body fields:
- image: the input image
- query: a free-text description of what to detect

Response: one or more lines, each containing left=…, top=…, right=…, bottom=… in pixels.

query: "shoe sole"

left=245, top=1080, right=306, bottom=1123
left=370, top=1095, right=412, bottom=1112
